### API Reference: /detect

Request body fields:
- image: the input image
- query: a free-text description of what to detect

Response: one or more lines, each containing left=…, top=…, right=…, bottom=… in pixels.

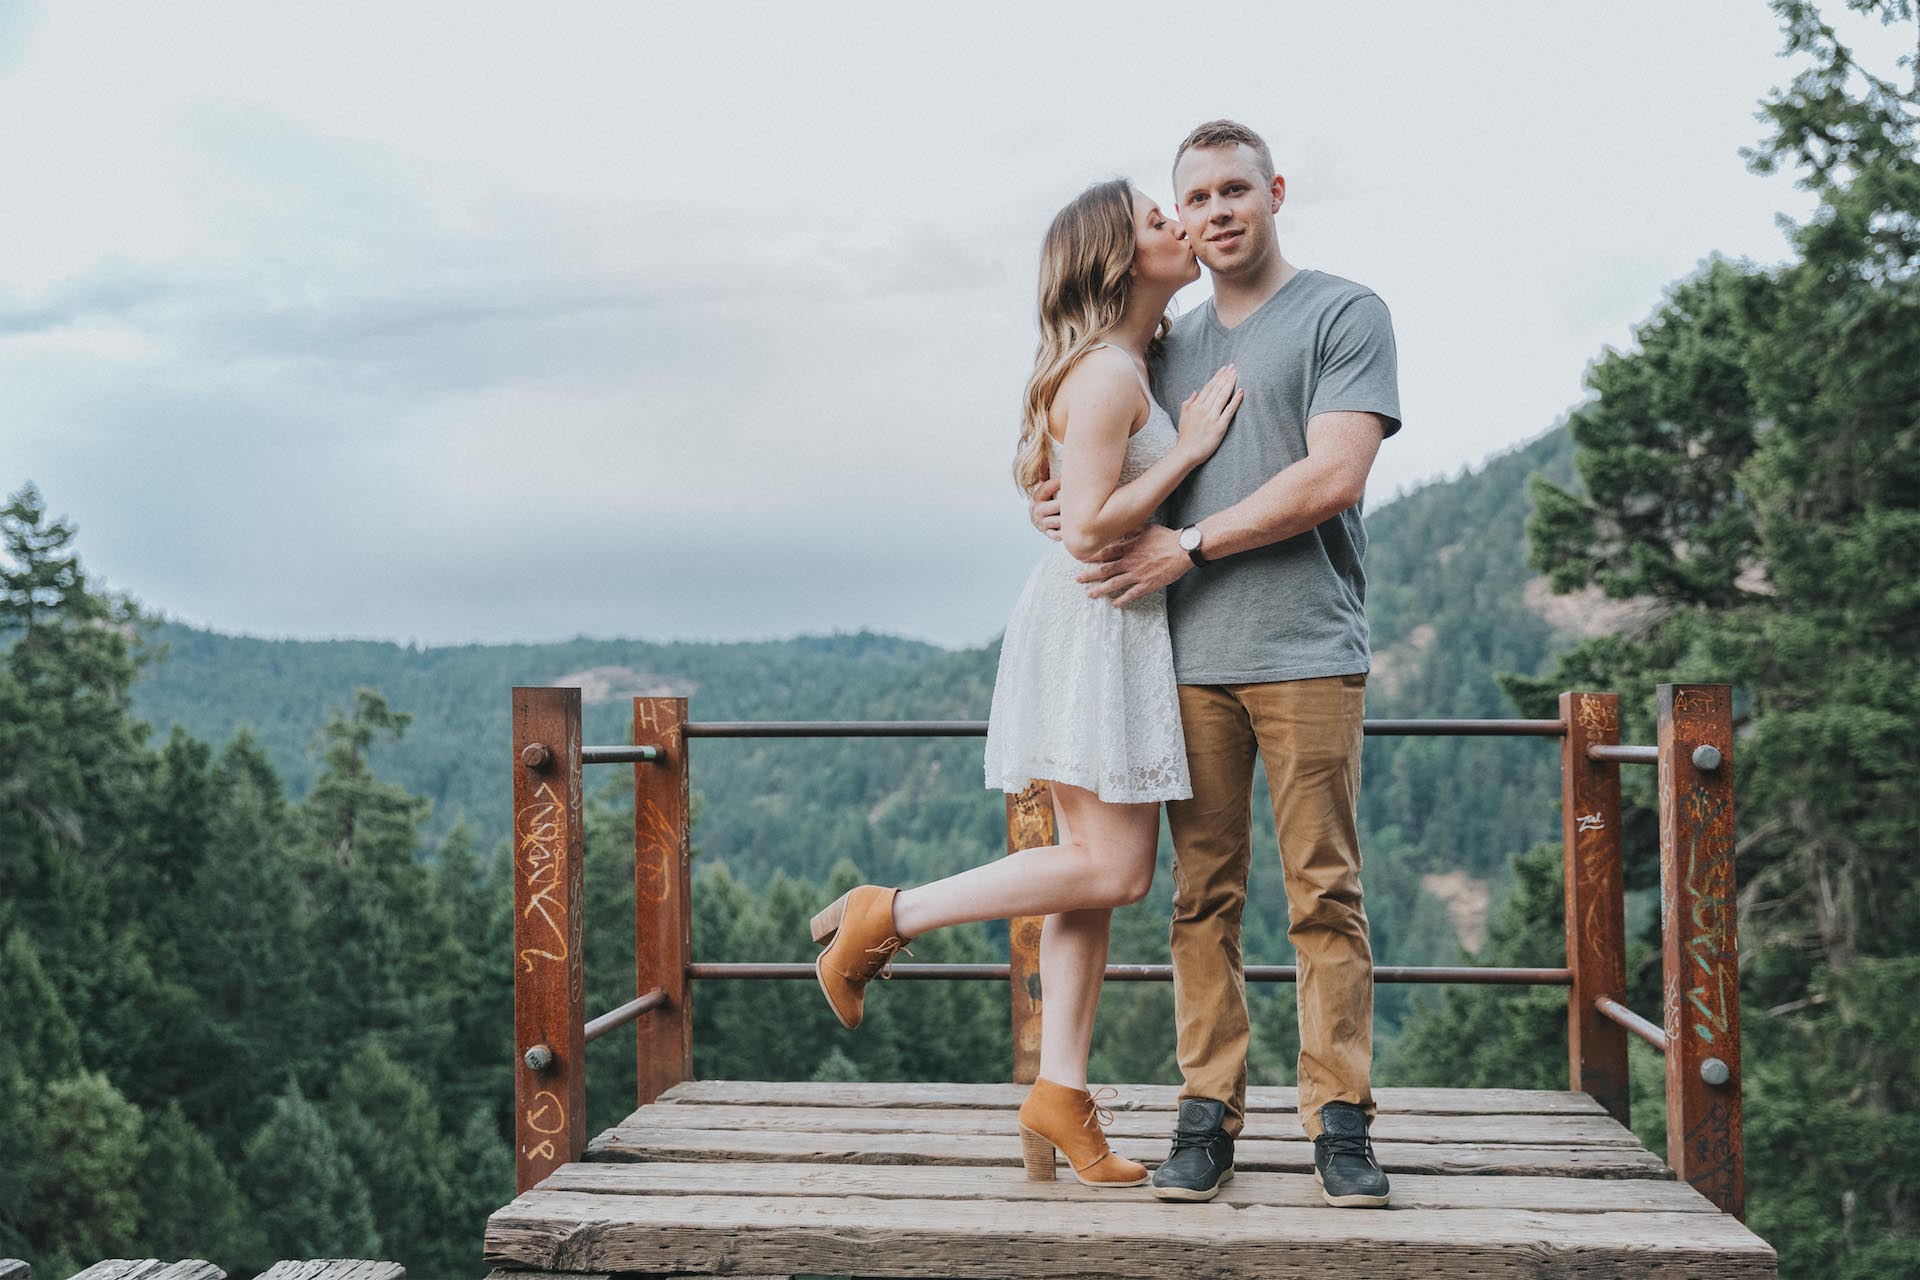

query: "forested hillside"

left=127, top=428, right=1581, bottom=1033
left=3, top=424, right=1589, bottom=1276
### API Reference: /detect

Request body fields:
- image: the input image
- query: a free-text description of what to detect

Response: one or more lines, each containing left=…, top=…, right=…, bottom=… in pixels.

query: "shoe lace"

left=1083, top=1086, right=1120, bottom=1130
left=1169, top=1121, right=1220, bottom=1165
left=1317, top=1130, right=1377, bottom=1167
left=865, top=937, right=912, bottom=979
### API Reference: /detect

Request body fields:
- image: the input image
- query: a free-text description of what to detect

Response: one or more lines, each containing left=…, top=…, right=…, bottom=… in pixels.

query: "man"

left=1029, top=119, right=1398, bottom=1207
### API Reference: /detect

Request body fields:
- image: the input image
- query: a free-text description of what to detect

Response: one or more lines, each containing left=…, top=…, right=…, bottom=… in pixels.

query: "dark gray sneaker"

left=1149, top=1098, right=1235, bottom=1202
left=1312, top=1102, right=1390, bottom=1207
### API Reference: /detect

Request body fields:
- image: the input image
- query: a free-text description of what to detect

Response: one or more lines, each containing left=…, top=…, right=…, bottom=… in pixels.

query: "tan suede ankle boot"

left=810, top=885, right=910, bottom=1030
left=1017, top=1078, right=1149, bottom=1187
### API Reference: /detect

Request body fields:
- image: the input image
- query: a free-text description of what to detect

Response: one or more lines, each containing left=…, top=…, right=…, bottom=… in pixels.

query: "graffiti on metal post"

left=1680, top=782, right=1735, bottom=1045
left=523, top=1088, right=567, bottom=1164
left=515, top=781, right=570, bottom=973
left=1684, top=1109, right=1738, bottom=1208
left=636, top=797, right=677, bottom=903
left=1577, top=697, right=1618, bottom=736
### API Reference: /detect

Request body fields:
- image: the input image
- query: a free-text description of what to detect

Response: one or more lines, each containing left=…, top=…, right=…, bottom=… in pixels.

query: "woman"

left=809, top=178, right=1242, bottom=1187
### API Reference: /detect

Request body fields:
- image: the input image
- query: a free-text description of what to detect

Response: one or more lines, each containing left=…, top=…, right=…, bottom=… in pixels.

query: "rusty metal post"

left=1657, top=683, right=1743, bottom=1218
left=634, top=697, right=693, bottom=1106
left=511, top=687, right=586, bottom=1193
left=1004, top=781, right=1055, bottom=1085
left=1559, top=691, right=1629, bottom=1126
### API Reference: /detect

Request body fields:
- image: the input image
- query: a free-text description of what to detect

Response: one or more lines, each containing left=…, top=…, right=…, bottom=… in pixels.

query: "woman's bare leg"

left=890, top=782, right=1160, bottom=937
left=1035, top=905, right=1112, bottom=1090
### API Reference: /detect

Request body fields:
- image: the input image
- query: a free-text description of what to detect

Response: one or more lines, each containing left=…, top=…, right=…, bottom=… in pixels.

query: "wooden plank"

left=67, top=1265, right=224, bottom=1280
left=485, top=1191, right=1777, bottom=1278
left=1658, top=682, right=1744, bottom=1219
left=653, top=1080, right=1607, bottom=1115
left=608, top=1103, right=1641, bottom=1147
left=255, top=1265, right=404, bottom=1280
left=512, top=686, right=587, bottom=1193
left=1003, top=782, right=1054, bottom=1085
left=483, top=1273, right=787, bottom=1280
left=1561, top=690, right=1630, bottom=1125
left=633, top=697, right=692, bottom=1108
left=538, top=1160, right=1721, bottom=1214
left=585, top=1126, right=1669, bottom=1178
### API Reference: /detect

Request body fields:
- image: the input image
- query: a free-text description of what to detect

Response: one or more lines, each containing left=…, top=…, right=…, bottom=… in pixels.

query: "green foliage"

left=136, top=1102, right=266, bottom=1263
left=325, top=1039, right=463, bottom=1277
left=241, top=1084, right=381, bottom=1264
left=28, top=1072, right=147, bottom=1276
left=1418, top=4, right=1920, bottom=1273
left=1388, top=844, right=1572, bottom=1091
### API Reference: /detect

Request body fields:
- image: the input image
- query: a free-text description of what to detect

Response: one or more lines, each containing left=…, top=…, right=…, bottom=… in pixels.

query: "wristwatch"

left=1179, top=525, right=1207, bottom=566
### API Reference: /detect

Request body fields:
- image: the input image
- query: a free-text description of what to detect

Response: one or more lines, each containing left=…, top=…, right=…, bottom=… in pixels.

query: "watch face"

left=1180, top=526, right=1202, bottom=551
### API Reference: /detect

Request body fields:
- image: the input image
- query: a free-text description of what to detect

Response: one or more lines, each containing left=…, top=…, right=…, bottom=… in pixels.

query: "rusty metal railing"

left=508, top=685, right=1744, bottom=1219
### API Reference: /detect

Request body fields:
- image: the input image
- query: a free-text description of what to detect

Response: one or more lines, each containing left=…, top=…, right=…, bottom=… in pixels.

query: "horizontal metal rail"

left=582, top=745, right=660, bottom=765
left=1364, top=718, right=1565, bottom=737
left=1587, top=743, right=1659, bottom=765
left=687, top=962, right=1571, bottom=986
left=1595, top=994, right=1668, bottom=1052
left=686, top=720, right=988, bottom=738
left=578, top=716, right=1570, bottom=757
left=583, top=988, right=668, bottom=1043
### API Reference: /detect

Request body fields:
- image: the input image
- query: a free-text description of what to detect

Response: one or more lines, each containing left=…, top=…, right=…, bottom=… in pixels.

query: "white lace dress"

left=983, top=353, right=1192, bottom=804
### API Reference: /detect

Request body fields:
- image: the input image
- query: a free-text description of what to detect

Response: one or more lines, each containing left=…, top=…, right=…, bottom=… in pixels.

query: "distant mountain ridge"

left=129, top=426, right=1581, bottom=912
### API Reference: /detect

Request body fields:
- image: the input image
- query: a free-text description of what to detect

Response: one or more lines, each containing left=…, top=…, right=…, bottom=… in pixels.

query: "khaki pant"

left=1166, top=674, right=1375, bottom=1141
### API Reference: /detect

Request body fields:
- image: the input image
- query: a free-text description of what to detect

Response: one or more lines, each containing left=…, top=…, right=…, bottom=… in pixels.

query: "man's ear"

left=1270, top=174, right=1287, bottom=213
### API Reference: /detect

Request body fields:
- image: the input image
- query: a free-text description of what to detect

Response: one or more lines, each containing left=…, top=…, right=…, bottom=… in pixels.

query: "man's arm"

left=1191, top=409, right=1387, bottom=558
left=1075, top=410, right=1388, bottom=607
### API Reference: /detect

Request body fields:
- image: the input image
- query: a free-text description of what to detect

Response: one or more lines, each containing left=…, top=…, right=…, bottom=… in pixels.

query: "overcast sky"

left=3, top=3, right=1910, bottom=649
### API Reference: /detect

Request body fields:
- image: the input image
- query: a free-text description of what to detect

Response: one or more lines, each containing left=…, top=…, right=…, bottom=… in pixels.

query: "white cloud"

left=2, top=0, right=1911, bottom=646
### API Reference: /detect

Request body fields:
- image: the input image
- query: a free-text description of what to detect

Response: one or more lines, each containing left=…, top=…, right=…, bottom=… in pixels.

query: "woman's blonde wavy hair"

left=1013, top=178, right=1170, bottom=497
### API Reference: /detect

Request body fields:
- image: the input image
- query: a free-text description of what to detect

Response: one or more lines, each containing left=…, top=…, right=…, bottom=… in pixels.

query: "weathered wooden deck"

left=483, top=1080, right=1777, bottom=1279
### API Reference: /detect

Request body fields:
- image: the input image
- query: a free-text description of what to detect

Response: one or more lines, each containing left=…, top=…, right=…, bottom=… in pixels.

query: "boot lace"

left=865, top=938, right=912, bottom=979
left=1083, top=1086, right=1120, bottom=1130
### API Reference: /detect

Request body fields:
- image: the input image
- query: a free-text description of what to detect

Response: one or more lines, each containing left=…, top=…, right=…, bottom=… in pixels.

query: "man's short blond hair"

left=1172, top=119, right=1276, bottom=187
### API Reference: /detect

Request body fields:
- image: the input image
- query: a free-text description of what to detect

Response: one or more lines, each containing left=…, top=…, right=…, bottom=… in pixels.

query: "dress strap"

left=1091, top=341, right=1154, bottom=400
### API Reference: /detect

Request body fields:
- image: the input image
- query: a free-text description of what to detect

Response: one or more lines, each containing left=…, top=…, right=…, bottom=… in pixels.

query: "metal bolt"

left=521, top=742, right=552, bottom=770
left=523, top=1043, right=554, bottom=1073
left=1691, top=744, right=1722, bottom=773
left=1700, top=1056, right=1730, bottom=1086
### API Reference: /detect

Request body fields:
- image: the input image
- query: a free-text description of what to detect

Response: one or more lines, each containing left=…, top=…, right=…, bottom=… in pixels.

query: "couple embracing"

left=810, top=120, right=1398, bottom=1208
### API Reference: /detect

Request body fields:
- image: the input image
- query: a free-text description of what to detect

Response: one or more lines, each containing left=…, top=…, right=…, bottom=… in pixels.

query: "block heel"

left=1019, top=1126, right=1058, bottom=1181
left=810, top=892, right=849, bottom=944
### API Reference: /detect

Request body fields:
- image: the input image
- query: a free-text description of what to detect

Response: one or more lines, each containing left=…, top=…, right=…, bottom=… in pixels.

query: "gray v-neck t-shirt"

left=1150, top=268, right=1401, bottom=685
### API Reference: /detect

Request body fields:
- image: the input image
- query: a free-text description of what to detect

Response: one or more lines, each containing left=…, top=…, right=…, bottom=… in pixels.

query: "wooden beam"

left=652, top=1074, right=1612, bottom=1113
left=1657, top=683, right=1744, bottom=1218
left=634, top=697, right=693, bottom=1106
left=584, top=1125, right=1670, bottom=1177
left=605, top=1102, right=1639, bottom=1146
left=537, top=1160, right=1725, bottom=1213
left=511, top=686, right=587, bottom=1194
left=652, top=1080, right=1608, bottom=1115
left=1559, top=691, right=1629, bottom=1126
left=1004, top=782, right=1054, bottom=1084
left=486, top=1191, right=1776, bottom=1278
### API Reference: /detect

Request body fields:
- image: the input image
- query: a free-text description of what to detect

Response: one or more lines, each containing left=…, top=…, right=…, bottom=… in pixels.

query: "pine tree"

left=1441, top=4, right=1920, bottom=1272
left=326, top=1039, right=460, bottom=1275
left=241, top=1083, right=381, bottom=1265
left=26, top=1072, right=147, bottom=1276
left=135, top=1101, right=266, bottom=1265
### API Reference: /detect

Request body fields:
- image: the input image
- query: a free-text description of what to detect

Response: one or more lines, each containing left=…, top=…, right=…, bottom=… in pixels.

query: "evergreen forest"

left=2, top=3, right=1915, bottom=1276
